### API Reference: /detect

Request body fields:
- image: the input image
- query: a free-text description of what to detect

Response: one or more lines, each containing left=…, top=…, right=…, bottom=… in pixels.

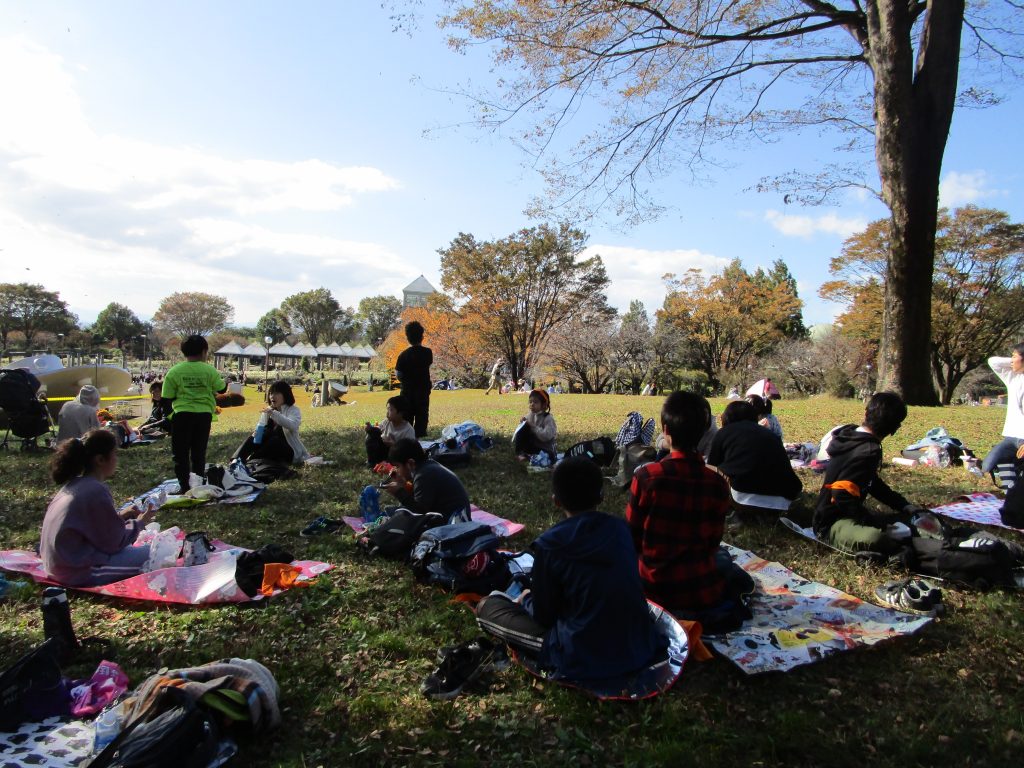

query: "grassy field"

left=2, top=389, right=1023, bottom=767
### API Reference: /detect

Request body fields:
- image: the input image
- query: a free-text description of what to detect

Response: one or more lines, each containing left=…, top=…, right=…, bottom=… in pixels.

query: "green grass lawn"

left=2, top=389, right=1023, bottom=767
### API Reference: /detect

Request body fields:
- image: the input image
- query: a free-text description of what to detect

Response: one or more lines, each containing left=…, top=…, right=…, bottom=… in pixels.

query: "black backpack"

left=1001, top=461, right=1024, bottom=528
left=360, top=508, right=444, bottom=559
left=0, top=638, right=63, bottom=731
left=565, top=436, right=618, bottom=467
left=427, top=440, right=471, bottom=469
left=88, top=687, right=220, bottom=768
left=410, top=521, right=511, bottom=594
left=902, top=533, right=1018, bottom=590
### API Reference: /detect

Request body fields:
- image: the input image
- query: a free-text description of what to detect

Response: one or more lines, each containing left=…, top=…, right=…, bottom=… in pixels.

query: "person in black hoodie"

left=475, top=456, right=666, bottom=681
left=813, top=392, right=927, bottom=553
left=706, top=400, right=802, bottom=523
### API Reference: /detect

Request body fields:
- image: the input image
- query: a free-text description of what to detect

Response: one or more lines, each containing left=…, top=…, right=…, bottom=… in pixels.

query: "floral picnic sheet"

left=704, top=544, right=932, bottom=674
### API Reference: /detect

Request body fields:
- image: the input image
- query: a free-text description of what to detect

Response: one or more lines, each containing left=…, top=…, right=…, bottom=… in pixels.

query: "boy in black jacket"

left=813, top=392, right=927, bottom=553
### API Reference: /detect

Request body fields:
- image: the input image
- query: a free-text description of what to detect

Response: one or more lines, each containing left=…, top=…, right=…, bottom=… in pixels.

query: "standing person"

left=981, top=343, right=1024, bottom=480
left=56, top=385, right=102, bottom=443
left=395, top=321, right=433, bottom=438
left=484, top=357, right=503, bottom=395
left=40, top=429, right=156, bottom=586
left=161, top=335, right=226, bottom=494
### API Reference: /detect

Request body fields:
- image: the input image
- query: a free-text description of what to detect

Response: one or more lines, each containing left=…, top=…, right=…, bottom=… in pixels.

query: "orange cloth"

left=824, top=480, right=861, bottom=498
left=677, top=619, right=713, bottom=662
left=259, top=563, right=313, bottom=596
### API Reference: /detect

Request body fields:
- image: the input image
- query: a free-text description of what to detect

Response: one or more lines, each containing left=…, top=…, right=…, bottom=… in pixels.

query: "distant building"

left=402, top=275, right=437, bottom=308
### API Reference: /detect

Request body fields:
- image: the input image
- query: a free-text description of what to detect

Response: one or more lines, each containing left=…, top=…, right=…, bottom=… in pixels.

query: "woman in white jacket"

left=234, top=380, right=310, bottom=465
left=982, top=343, right=1024, bottom=478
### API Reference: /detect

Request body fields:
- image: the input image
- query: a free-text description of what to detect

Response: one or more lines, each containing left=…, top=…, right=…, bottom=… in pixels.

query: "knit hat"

left=77, top=385, right=100, bottom=407
left=529, top=388, right=550, bottom=411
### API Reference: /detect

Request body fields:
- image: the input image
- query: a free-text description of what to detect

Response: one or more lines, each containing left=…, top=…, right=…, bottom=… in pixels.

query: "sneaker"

left=435, top=637, right=508, bottom=671
left=300, top=516, right=344, bottom=537
left=875, top=578, right=944, bottom=615
left=421, top=640, right=497, bottom=700
left=229, top=460, right=259, bottom=484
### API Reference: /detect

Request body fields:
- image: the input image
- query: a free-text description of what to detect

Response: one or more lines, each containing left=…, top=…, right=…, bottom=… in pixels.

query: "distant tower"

left=402, top=275, right=437, bottom=308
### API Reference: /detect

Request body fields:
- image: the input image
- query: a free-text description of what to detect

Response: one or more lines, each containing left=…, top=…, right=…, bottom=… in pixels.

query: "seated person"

left=476, top=456, right=667, bottom=680
left=233, top=380, right=309, bottom=466
left=626, top=391, right=754, bottom=632
left=40, top=429, right=156, bottom=586
left=56, top=385, right=101, bottom=443
left=138, top=380, right=171, bottom=436
left=382, top=438, right=471, bottom=523
left=706, top=400, right=802, bottom=522
left=745, top=394, right=783, bottom=440
left=513, top=389, right=557, bottom=461
left=813, top=392, right=925, bottom=554
left=364, top=395, right=415, bottom=468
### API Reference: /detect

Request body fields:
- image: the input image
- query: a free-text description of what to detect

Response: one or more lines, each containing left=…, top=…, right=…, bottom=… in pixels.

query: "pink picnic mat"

left=930, top=492, right=1021, bottom=532
left=343, top=505, right=526, bottom=537
left=0, top=540, right=333, bottom=605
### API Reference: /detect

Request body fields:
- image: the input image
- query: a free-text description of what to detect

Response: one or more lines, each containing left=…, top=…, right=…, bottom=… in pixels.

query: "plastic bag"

left=144, top=527, right=182, bottom=571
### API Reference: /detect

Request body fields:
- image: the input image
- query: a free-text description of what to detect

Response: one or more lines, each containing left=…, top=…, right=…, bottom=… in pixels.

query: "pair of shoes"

left=421, top=638, right=503, bottom=700
left=435, top=637, right=510, bottom=672
left=300, top=516, right=343, bottom=537
left=875, top=578, right=944, bottom=615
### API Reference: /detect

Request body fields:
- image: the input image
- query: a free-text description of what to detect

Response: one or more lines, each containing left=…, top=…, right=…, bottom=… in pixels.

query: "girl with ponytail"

left=40, top=429, right=156, bottom=586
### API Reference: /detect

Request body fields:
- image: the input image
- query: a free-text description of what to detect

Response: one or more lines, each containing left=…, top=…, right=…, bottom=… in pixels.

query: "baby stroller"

left=0, top=368, right=54, bottom=451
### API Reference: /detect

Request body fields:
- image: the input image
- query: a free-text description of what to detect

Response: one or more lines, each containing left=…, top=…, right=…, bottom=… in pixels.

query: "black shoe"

left=435, top=637, right=510, bottom=671
left=41, top=587, right=79, bottom=662
left=421, top=640, right=498, bottom=700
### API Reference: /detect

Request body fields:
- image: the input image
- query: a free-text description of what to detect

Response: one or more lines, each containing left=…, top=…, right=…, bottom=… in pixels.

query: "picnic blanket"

left=0, top=716, right=95, bottom=768
left=930, top=492, right=1022, bottom=532
left=343, top=505, right=525, bottom=538
left=703, top=544, right=932, bottom=674
left=0, top=539, right=332, bottom=605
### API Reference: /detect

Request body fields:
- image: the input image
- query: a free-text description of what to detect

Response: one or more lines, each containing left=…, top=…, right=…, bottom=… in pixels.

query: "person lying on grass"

left=476, top=455, right=667, bottom=681
left=40, top=429, right=156, bottom=587
left=626, top=391, right=754, bottom=633
left=364, top=395, right=415, bottom=468
left=381, top=438, right=471, bottom=524
left=706, top=399, right=802, bottom=524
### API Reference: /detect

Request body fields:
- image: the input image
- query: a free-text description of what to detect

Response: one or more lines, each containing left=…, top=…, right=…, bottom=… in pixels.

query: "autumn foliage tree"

left=442, top=1, right=1023, bottom=404
left=438, top=223, right=613, bottom=384
left=659, top=259, right=803, bottom=391
left=825, top=207, right=1024, bottom=404
left=153, top=292, right=234, bottom=339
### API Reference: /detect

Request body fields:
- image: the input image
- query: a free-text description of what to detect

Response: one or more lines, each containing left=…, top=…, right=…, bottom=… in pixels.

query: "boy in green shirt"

left=161, top=335, right=226, bottom=493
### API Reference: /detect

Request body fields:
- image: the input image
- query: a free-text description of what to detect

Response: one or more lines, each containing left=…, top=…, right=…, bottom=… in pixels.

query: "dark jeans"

left=233, top=423, right=294, bottom=465
left=171, top=411, right=213, bottom=490
left=403, top=387, right=430, bottom=438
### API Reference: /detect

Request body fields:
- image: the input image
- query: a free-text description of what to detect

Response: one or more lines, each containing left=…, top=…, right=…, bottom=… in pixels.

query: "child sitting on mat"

left=626, top=391, right=754, bottom=632
left=476, top=456, right=666, bottom=680
left=364, top=395, right=415, bottom=468
left=40, top=429, right=156, bottom=587
left=381, top=438, right=471, bottom=524
left=513, top=388, right=557, bottom=461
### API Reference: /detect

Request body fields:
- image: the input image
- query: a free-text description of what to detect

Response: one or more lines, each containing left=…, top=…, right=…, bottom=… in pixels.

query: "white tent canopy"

left=215, top=341, right=246, bottom=355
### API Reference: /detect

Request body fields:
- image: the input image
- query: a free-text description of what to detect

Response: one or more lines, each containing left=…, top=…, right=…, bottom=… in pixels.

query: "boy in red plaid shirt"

left=626, top=391, right=753, bottom=632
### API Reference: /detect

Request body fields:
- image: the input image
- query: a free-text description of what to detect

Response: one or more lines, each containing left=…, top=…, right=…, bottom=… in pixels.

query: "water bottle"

left=41, top=586, right=79, bottom=662
left=253, top=412, right=269, bottom=445
left=93, top=705, right=124, bottom=753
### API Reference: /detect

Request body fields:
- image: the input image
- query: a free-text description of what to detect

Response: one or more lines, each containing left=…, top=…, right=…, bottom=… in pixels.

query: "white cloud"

left=939, top=170, right=1001, bottom=207
left=0, top=35, right=410, bottom=324
left=583, top=244, right=731, bottom=314
left=763, top=210, right=866, bottom=238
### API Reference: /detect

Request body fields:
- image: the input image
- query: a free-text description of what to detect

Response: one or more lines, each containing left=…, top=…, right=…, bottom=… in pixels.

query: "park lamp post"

left=264, top=336, right=273, bottom=389
left=140, top=334, right=147, bottom=369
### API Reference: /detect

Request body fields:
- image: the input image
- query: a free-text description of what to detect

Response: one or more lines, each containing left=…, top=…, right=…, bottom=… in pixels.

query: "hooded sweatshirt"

left=528, top=510, right=666, bottom=680
left=56, top=386, right=101, bottom=443
left=813, top=425, right=909, bottom=538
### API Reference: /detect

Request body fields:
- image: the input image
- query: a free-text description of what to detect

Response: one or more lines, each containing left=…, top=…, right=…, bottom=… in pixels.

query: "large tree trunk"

left=866, top=0, right=963, bottom=406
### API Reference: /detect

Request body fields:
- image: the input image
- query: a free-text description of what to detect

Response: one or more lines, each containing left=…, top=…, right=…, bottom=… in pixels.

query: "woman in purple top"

left=40, top=429, right=156, bottom=586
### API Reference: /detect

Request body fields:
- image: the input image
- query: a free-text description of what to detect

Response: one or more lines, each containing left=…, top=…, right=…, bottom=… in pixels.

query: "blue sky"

left=1, top=2, right=1021, bottom=330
